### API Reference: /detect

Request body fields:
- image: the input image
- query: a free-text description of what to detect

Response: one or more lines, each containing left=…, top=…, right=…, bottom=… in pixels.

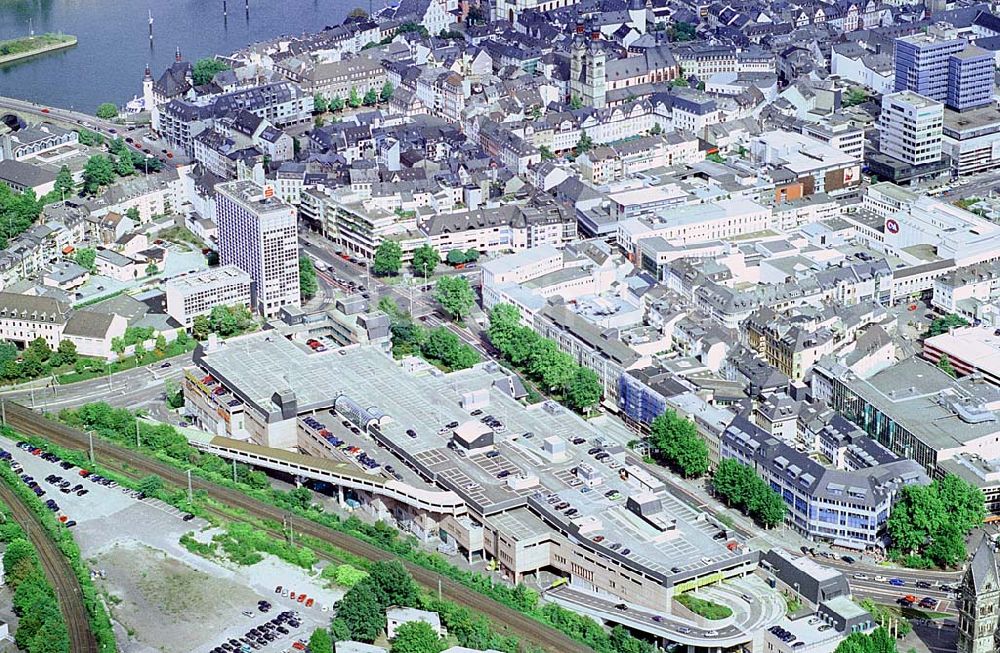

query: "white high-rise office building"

left=215, top=180, right=300, bottom=318
left=879, top=91, right=944, bottom=167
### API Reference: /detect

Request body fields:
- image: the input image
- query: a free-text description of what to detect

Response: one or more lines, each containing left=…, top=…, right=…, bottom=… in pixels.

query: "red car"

left=40, top=108, right=50, bottom=113
left=79, top=470, right=90, bottom=477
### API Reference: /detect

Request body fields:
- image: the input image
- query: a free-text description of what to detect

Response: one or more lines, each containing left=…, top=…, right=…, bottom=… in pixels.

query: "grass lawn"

left=0, top=33, right=74, bottom=57
left=157, top=225, right=207, bottom=251
left=676, top=593, right=732, bottom=620
left=56, top=340, right=197, bottom=385
left=881, top=604, right=952, bottom=621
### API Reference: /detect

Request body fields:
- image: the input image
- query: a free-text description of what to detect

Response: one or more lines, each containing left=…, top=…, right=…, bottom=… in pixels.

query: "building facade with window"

left=215, top=181, right=300, bottom=318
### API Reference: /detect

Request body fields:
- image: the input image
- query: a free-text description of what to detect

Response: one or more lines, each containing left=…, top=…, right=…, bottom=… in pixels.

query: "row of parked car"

left=769, top=625, right=806, bottom=648
left=274, top=586, right=319, bottom=609
left=897, top=595, right=939, bottom=609
left=302, top=415, right=380, bottom=472
left=210, top=610, right=302, bottom=653
left=4, top=443, right=77, bottom=527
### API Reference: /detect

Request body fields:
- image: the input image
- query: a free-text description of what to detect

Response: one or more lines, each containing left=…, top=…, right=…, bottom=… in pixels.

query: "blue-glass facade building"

left=894, top=27, right=993, bottom=112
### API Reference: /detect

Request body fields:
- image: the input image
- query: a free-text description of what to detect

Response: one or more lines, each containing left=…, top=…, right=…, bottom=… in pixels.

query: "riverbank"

left=0, top=33, right=76, bottom=66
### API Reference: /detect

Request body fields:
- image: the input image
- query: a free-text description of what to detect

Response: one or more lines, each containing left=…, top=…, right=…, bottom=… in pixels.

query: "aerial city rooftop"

left=3, top=0, right=1000, bottom=652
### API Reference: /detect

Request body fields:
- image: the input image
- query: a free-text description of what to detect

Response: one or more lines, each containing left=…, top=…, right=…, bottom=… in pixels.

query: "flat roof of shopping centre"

left=194, top=334, right=743, bottom=577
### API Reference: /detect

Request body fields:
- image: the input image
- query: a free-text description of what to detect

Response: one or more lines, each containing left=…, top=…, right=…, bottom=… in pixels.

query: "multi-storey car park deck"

left=183, top=332, right=787, bottom=648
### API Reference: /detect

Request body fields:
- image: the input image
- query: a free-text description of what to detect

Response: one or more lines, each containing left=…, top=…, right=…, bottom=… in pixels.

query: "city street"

left=0, top=354, right=190, bottom=412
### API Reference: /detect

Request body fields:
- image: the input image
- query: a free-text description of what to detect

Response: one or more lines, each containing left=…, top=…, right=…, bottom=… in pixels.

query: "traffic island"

left=675, top=592, right=734, bottom=621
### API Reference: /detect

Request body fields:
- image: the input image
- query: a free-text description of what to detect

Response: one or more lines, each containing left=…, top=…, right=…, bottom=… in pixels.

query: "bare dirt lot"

left=97, top=542, right=259, bottom=651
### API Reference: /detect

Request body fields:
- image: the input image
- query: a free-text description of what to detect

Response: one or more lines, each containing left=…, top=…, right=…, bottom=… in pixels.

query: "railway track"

left=3, top=401, right=594, bottom=653
left=0, top=475, right=97, bottom=653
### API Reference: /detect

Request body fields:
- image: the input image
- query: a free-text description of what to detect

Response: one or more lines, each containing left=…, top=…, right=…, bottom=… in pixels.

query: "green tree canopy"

left=2, top=539, right=38, bottom=582
left=937, top=354, right=956, bottom=377
left=446, top=249, right=468, bottom=265
left=373, top=241, right=402, bottom=276
left=712, top=458, right=786, bottom=527
left=313, top=93, right=328, bottom=113
left=669, top=21, right=697, bottom=42
left=136, top=474, right=164, bottom=495
left=82, top=155, right=115, bottom=195
left=412, top=244, right=439, bottom=277
left=300, top=256, right=318, bottom=300
left=336, top=579, right=388, bottom=642
left=76, top=128, right=103, bottom=146
left=380, top=80, right=395, bottom=102
left=114, top=147, right=135, bottom=177
left=434, top=276, right=475, bottom=321
left=0, top=183, right=42, bottom=248
left=95, top=102, right=118, bottom=120
left=56, top=340, right=77, bottom=366
left=391, top=621, right=446, bottom=653
left=887, top=474, right=985, bottom=567
left=649, top=410, right=709, bottom=478
left=74, top=247, right=96, bottom=271
left=834, top=627, right=897, bottom=653
left=308, top=627, right=333, bottom=653
left=330, top=563, right=369, bottom=588
left=420, top=327, right=479, bottom=370
left=368, top=560, right=420, bottom=607
left=53, top=166, right=75, bottom=199
left=927, top=313, right=969, bottom=337
left=349, top=87, right=362, bottom=108
left=192, top=57, right=231, bottom=86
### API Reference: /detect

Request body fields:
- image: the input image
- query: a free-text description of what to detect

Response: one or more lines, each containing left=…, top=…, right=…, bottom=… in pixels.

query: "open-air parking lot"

left=0, top=435, right=343, bottom=653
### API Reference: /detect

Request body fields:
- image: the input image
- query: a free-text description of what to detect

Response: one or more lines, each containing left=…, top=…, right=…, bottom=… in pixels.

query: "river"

left=0, top=0, right=361, bottom=113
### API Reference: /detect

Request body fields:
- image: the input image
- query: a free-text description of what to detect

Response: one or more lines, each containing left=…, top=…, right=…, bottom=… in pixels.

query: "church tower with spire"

left=568, top=20, right=607, bottom=109
left=958, top=535, right=1000, bottom=653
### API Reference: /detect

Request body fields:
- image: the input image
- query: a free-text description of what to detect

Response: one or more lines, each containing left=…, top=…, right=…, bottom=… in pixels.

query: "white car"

left=874, top=575, right=887, bottom=582
left=705, top=630, right=719, bottom=637
left=853, top=573, right=870, bottom=580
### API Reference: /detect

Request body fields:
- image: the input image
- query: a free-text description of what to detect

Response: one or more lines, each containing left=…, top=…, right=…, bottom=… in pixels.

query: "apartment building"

left=723, top=415, right=929, bottom=550
left=276, top=55, right=387, bottom=101
left=165, top=265, right=253, bottom=327
left=159, top=82, right=313, bottom=155
left=0, top=292, right=125, bottom=358
left=419, top=198, right=577, bottom=259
